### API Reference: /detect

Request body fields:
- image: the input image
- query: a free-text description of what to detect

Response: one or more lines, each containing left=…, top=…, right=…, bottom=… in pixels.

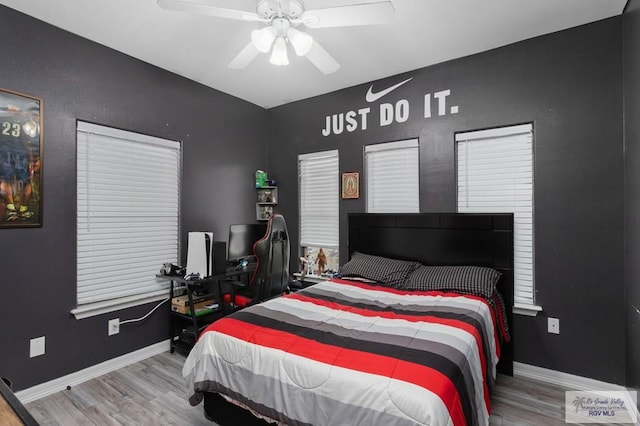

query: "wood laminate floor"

left=24, top=351, right=597, bottom=425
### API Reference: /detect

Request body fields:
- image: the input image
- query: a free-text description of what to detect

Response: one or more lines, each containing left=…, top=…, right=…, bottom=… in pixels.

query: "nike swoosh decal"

left=365, top=77, right=413, bottom=103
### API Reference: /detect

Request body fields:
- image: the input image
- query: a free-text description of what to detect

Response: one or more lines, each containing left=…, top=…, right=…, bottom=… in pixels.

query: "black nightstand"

left=290, top=273, right=329, bottom=291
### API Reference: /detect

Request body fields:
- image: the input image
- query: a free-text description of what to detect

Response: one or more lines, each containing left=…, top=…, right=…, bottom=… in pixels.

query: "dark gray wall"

left=0, top=2, right=632, bottom=392
left=268, top=18, right=625, bottom=383
left=0, top=5, right=267, bottom=390
left=624, top=0, right=640, bottom=393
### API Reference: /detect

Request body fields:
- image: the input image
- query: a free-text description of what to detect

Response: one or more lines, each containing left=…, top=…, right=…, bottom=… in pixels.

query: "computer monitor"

left=227, top=223, right=268, bottom=264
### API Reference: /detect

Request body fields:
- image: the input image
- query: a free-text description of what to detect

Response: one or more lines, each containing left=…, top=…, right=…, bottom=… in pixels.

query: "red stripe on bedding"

left=211, top=317, right=467, bottom=426
left=288, top=292, right=489, bottom=382
left=328, top=278, right=486, bottom=301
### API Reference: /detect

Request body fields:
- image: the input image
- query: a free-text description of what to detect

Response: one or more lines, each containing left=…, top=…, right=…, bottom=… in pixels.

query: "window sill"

left=71, top=290, right=168, bottom=319
left=513, top=303, right=543, bottom=317
left=293, top=272, right=331, bottom=283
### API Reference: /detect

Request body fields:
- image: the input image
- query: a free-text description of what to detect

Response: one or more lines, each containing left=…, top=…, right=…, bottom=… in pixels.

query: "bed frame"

left=203, top=212, right=514, bottom=424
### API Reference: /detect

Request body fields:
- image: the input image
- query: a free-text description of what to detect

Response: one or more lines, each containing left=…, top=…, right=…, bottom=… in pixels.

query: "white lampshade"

left=288, top=28, right=313, bottom=56
left=251, top=26, right=276, bottom=53
left=269, top=37, right=289, bottom=66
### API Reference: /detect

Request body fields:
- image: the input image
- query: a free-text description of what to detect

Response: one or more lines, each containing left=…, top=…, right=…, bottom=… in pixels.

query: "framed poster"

left=341, top=172, right=359, bottom=199
left=0, top=88, right=43, bottom=228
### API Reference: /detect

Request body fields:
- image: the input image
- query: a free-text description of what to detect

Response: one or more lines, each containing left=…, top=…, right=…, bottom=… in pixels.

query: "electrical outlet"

left=108, top=318, right=120, bottom=336
left=548, top=317, right=560, bottom=334
left=30, top=336, right=45, bottom=358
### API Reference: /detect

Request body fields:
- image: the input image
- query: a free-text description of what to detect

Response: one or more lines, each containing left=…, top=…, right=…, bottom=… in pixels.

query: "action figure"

left=315, top=248, right=327, bottom=275
left=299, top=256, right=309, bottom=277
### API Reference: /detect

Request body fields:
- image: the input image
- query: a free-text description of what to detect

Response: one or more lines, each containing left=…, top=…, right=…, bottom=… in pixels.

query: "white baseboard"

left=514, top=362, right=639, bottom=424
left=15, top=340, right=171, bottom=404
left=514, top=361, right=626, bottom=391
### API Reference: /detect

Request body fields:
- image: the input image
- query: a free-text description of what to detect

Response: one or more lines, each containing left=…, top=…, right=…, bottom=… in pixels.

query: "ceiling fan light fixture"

left=159, top=0, right=396, bottom=73
left=269, top=36, right=289, bottom=66
left=251, top=26, right=276, bottom=53
left=288, top=27, right=313, bottom=56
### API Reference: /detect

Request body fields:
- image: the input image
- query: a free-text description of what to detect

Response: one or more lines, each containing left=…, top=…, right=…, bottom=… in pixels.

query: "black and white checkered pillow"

left=401, top=265, right=502, bottom=299
left=339, top=252, right=421, bottom=287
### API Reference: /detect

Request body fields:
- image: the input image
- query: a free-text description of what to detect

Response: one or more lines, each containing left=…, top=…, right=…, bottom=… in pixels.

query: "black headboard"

left=348, top=213, right=514, bottom=376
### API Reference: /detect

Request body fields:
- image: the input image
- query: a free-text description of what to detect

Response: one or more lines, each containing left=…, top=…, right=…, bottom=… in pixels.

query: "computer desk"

left=159, top=264, right=256, bottom=353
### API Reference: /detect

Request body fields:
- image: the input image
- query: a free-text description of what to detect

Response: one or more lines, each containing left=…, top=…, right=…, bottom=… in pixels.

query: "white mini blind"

left=299, top=150, right=339, bottom=248
left=75, top=121, right=180, bottom=317
left=365, top=139, right=419, bottom=213
left=456, top=124, right=534, bottom=305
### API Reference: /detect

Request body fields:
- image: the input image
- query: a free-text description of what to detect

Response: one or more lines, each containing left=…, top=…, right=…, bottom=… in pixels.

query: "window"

left=298, top=150, right=339, bottom=274
left=73, top=122, right=181, bottom=319
left=365, top=139, right=419, bottom=213
left=456, top=124, right=539, bottom=314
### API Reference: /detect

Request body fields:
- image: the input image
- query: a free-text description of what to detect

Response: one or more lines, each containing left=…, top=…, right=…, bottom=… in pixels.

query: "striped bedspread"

left=183, top=278, right=501, bottom=426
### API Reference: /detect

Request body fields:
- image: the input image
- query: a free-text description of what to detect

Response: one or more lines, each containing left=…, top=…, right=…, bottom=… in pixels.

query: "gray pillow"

left=339, top=252, right=421, bottom=287
left=401, top=265, right=502, bottom=299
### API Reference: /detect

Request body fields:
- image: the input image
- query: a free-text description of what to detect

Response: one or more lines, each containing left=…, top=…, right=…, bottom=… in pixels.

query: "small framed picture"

left=341, top=172, right=359, bottom=199
left=256, top=204, right=273, bottom=221
left=0, top=88, right=43, bottom=228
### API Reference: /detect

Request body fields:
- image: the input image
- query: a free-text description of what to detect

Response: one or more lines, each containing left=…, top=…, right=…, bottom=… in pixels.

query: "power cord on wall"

left=119, top=297, right=171, bottom=326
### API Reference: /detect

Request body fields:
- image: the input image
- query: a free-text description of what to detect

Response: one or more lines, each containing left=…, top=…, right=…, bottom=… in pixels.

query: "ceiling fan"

left=157, top=0, right=395, bottom=74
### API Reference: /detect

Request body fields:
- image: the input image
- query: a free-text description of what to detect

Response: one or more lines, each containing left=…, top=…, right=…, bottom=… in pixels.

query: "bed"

left=183, top=213, right=514, bottom=426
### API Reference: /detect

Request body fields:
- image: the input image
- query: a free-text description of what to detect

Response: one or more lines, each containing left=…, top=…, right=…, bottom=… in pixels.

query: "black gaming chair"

left=223, top=214, right=290, bottom=309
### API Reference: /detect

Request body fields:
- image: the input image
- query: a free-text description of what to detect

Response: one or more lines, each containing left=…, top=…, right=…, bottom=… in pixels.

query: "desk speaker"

left=213, top=241, right=227, bottom=275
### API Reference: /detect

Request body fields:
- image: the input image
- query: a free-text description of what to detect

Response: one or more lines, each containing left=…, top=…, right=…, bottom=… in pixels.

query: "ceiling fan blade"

left=228, top=42, right=260, bottom=69
left=302, top=1, right=394, bottom=28
left=305, top=40, right=340, bottom=74
left=157, top=0, right=259, bottom=21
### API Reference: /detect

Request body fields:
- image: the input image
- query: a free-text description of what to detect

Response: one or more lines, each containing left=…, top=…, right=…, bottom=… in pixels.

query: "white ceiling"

left=0, top=0, right=627, bottom=108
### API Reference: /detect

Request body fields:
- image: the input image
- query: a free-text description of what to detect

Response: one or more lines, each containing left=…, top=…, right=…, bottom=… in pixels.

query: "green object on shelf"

left=195, top=305, right=219, bottom=317
left=255, top=170, right=267, bottom=188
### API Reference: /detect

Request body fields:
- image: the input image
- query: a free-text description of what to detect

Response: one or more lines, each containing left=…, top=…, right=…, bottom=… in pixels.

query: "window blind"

left=298, top=150, right=339, bottom=248
left=456, top=124, right=534, bottom=305
left=75, top=121, right=180, bottom=317
left=365, top=139, right=419, bottom=213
